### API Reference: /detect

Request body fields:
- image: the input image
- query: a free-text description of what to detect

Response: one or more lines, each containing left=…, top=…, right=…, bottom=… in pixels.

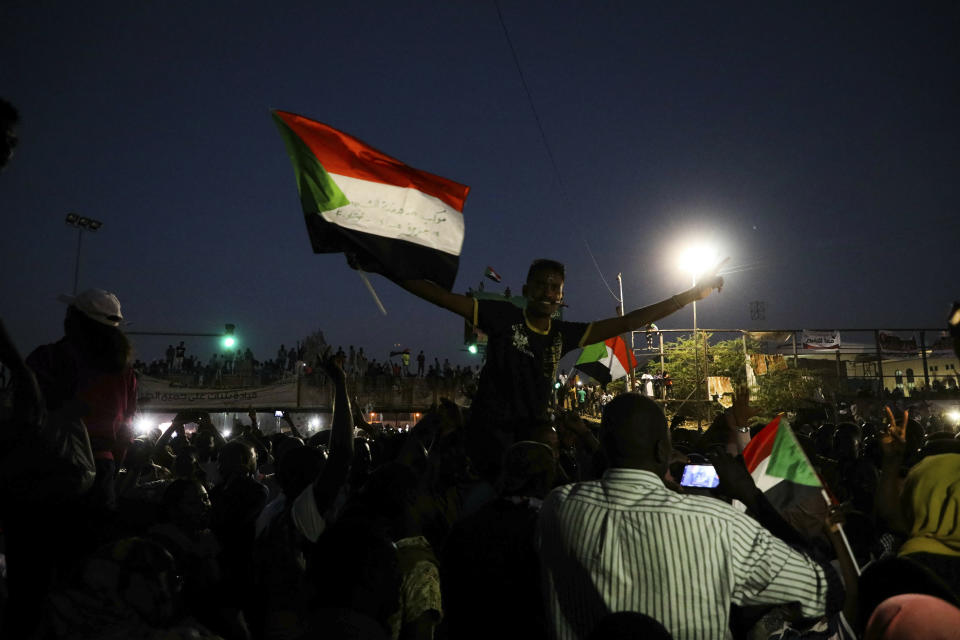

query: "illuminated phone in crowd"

left=679, top=464, right=720, bottom=488
left=275, top=410, right=283, bottom=417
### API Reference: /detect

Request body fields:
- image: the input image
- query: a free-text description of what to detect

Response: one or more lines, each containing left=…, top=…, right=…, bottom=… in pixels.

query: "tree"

left=639, top=333, right=827, bottom=423
left=644, top=333, right=755, bottom=419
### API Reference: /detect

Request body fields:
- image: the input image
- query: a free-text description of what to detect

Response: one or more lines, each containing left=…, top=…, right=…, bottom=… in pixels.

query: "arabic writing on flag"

left=273, top=110, right=470, bottom=290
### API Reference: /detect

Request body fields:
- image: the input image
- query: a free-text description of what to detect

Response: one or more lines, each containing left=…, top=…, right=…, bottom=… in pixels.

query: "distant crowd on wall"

left=132, top=341, right=480, bottom=389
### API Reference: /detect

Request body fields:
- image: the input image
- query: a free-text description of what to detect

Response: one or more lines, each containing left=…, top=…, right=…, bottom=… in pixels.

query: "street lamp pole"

left=73, top=228, right=83, bottom=295
left=679, top=243, right=722, bottom=430
left=65, top=213, right=103, bottom=294
left=691, top=273, right=700, bottom=427
left=617, top=273, right=635, bottom=391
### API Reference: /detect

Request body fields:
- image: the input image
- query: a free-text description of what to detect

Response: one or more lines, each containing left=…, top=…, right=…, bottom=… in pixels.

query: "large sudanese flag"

left=272, top=110, right=470, bottom=290
left=574, top=336, right=638, bottom=386
left=742, top=415, right=825, bottom=517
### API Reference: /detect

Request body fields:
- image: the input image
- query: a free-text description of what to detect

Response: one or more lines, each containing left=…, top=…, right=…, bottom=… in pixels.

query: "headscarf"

left=899, top=453, right=960, bottom=557
left=865, top=594, right=960, bottom=640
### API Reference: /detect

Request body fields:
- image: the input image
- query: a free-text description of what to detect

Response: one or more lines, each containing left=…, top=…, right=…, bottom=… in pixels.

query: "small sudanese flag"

left=273, top=110, right=470, bottom=290
left=743, top=415, right=824, bottom=517
left=574, top=336, right=638, bottom=386
left=484, top=266, right=502, bottom=283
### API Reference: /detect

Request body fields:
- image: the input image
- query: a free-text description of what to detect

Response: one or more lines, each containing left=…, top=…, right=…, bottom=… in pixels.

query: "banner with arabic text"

left=138, top=376, right=297, bottom=409
left=801, top=330, right=841, bottom=350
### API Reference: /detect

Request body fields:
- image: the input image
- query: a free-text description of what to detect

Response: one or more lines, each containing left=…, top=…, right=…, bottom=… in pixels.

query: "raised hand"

left=692, top=257, right=729, bottom=301
left=724, top=385, right=759, bottom=433
left=317, top=346, right=345, bottom=384
left=709, top=449, right=760, bottom=507
left=881, top=405, right=908, bottom=464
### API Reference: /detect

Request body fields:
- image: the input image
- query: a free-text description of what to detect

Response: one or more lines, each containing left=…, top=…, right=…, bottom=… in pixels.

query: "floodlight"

left=678, top=244, right=720, bottom=279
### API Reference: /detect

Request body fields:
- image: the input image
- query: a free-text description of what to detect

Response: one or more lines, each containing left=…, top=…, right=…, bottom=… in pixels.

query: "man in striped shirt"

left=537, top=394, right=840, bottom=640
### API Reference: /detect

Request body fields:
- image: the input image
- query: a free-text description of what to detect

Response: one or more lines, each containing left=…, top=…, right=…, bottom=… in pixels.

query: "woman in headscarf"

left=897, top=453, right=960, bottom=581
left=858, top=453, right=960, bottom=631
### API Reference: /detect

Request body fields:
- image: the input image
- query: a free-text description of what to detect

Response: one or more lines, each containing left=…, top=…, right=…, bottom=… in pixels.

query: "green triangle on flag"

left=765, top=419, right=821, bottom=487
left=576, top=341, right=609, bottom=365
left=273, top=113, right=351, bottom=213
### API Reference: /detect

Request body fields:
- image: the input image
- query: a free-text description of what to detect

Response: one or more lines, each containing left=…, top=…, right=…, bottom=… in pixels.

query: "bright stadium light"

left=223, top=336, right=236, bottom=348
left=678, top=244, right=720, bottom=279
left=467, top=343, right=478, bottom=355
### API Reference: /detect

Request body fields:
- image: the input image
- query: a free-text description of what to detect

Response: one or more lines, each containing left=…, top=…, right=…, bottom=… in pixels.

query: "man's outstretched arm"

left=585, top=275, right=723, bottom=344
left=399, top=279, right=475, bottom=321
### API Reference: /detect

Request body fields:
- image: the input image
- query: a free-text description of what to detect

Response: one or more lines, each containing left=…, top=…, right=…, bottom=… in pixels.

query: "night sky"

left=2, top=2, right=957, bottom=369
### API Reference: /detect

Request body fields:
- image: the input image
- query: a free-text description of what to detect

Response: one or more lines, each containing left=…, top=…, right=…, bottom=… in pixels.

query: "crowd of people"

left=2, top=281, right=959, bottom=639
left=132, top=340, right=479, bottom=391
left=3, top=107, right=960, bottom=639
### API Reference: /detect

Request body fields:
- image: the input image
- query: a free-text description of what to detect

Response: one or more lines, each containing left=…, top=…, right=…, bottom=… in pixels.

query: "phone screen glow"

left=680, top=464, right=720, bottom=488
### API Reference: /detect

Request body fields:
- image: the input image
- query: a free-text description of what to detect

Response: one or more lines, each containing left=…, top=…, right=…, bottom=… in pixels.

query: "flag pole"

left=784, top=418, right=861, bottom=577
left=358, top=270, right=387, bottom=315
left=820, top=489, right=861, bottom=576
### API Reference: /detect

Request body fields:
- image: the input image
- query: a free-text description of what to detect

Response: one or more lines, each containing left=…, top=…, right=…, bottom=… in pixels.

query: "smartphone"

left=274, top=410, right=283, bottom=418
left=680, top=464, right=720, bottom=488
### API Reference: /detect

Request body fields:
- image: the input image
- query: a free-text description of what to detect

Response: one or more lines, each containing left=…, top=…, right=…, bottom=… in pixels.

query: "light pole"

left=679, top=245, right=719, bottom=409
left=617, top=272, right=635, bottom=391
left=65, top=213, right=103, bottom=294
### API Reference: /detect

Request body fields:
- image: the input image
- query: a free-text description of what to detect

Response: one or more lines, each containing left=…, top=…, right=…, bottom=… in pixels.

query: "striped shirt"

left=537, top=469, right=831, bottom=640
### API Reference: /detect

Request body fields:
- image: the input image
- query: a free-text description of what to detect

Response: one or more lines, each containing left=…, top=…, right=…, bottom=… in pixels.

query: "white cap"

left=58, top=289, right=124, bottom=327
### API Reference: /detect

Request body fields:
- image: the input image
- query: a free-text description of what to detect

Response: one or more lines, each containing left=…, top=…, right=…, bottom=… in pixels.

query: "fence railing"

left=625, top=327, right=958, bottom=401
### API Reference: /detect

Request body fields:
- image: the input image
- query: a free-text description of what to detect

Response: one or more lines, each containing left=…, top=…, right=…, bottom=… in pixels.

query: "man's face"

left=523, top=270, right=564, bottom=317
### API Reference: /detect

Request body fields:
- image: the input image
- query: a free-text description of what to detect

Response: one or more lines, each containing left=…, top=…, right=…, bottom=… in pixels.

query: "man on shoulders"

left=401, top=259, right=722, bottom=441
left=536, top=394, right=842, bottom=640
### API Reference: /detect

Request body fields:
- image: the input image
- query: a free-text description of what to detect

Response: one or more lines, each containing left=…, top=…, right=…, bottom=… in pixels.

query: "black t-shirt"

left=470, top=299, right=591, bottom=427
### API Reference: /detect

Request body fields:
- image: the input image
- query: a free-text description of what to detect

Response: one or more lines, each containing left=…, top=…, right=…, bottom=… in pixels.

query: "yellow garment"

left=898, top=453, right=960, bottom=558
